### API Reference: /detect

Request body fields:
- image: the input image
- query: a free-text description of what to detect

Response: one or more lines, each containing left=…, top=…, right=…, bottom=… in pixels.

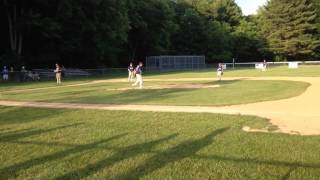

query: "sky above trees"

left=235, top=0, right=267, bottom=15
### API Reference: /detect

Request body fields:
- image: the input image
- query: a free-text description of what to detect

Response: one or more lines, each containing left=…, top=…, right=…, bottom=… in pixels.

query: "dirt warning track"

left=0, top=77, right=319, bottom=136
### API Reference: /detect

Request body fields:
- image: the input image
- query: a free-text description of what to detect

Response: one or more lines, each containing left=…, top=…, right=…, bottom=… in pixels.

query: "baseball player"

left=132, top=62, right=144, bottom=89
left=54, top=63, right=62, bottom=85
left=2, top=66, right=9, bottom=81
left=217, top=63, right=223, bottom=81
left=128, top=62, right=135, bottom=82
left=262, top=59, right=267, bottom=71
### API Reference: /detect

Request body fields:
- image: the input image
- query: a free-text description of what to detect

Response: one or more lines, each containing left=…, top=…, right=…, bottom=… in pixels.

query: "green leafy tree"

left=171, top=2, right=208, bottom=55
left=171, top=1, right=234, bottom=62
left=206, top=21, right=233, bottom=61
left=206, top=0, right=243, bottom=27
left=127, top=0, right=175, bottom=61
left=232, top=17, right=267, bottom=62
left=2, top=0, right=60, bottom=65
left=56, top=0, right=128, bottom=67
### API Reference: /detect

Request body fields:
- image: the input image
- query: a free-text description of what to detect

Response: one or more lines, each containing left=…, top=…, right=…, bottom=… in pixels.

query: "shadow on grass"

left=2, top=126, right=319, bottom=179
left=99, top=80, right=240, bottom=103
left=0, top=128, right=12, bottom=132
left=194, top=155, right=320, bottom=169
left=47, top=80, right=243, bottom=105
left=0, top=133, right=127, bottom=179
left=0, top=107, right=65, bottom=125
left=44, top=88, right=195, bottom=104
left=2, top=78, right=245, bottom=105
left=203, top=79, right=244, bottom=86
left=115, top=128, right=229, bottom=179
left=0, top=127, right=34, bottom=136
left=0, top=123, right=83, bottom=142
left=55, top=133, right=179, bottom=179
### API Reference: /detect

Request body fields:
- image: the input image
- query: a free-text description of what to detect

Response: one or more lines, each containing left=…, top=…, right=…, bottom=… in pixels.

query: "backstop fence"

left=146, top=56, right=206, bottom=71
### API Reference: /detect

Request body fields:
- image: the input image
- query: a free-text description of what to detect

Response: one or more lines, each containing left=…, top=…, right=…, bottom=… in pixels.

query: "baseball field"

left=0, top=65, right=319, bottom=179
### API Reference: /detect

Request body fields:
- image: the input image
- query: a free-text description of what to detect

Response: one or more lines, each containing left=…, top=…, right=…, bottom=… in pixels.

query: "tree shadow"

left=0, top=133, right=127, bottom=179
left=48, top=79, right=247, bottom=105
left=2, top=126, right=318, bottom=179
left=7, top=140, right=80, bottom=148
left=55, top=133, right=179, bottom=179
left=115, top=128, right=229, bottom=179
left=0, top=127, right=34, bottom=136
left=49, top=88, right=197, bottom=104
left=2, top=79, right=247, bottom=105
left=0, top=127, right=11, bottom=131
left=193, top=155, right=320, bottom=170
left=116, top=127, right=320, bottom=179
left=0, top=107, right=67, bottom=125
left=205, top=79, right=246, bottom=86
left=0, top=123, right=84, bottom=142
left=282, top=167, right=296, bottom=180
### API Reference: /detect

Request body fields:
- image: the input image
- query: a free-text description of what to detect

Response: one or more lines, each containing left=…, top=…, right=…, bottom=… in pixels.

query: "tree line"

left=1, top=0, right=319, bottom=68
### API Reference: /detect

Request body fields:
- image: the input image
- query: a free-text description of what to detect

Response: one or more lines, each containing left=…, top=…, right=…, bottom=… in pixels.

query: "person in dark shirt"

left=2, top=66, right=9, bottom=81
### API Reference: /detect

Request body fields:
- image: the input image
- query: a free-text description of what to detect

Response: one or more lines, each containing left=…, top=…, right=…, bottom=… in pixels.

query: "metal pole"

left=233, top=58, right=235, bottom=69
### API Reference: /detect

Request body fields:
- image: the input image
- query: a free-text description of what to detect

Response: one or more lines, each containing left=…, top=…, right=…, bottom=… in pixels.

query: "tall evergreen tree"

left=313, top=0, right=320, bottom=57
left=259, top=0, right=320, bottom=60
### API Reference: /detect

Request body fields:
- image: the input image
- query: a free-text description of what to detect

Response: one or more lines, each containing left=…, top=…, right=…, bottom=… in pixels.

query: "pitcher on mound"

left=217, top=63, right=224, bottom=81
left=132, top=62, right=144, bottom=89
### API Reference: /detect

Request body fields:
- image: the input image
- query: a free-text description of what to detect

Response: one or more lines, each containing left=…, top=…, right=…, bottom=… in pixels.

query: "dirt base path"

left=0, top=77, right=319, bottom=136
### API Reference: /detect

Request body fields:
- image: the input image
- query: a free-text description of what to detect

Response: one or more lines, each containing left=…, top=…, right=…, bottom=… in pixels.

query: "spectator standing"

left=20, top=66, right=28, bottom=82
left=128, top=62, right=135, bottom=82
left=54, top=64, right=62, bottom=85
left=2, top=66, right=9, bottom=81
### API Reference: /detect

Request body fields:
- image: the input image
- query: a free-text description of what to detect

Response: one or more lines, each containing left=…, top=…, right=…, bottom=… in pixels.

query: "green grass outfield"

left=0, top=65, right=320, bottom=92
left=0, top=80, right=309, bottom=106
left=0, top=106, right=319, bottom=179
left=145, top=65, right=320, bottom=79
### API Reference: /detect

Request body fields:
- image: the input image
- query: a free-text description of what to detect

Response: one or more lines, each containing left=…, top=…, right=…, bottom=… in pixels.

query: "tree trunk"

left=18, top=32, right=23, bottom=55
left=6, top=3, right=15, bottom=51
left=18, top=7, right=24, bottom=55
left=130, top=42, right=138, bottom=62
left=13, top=5, right=17, bottom=52
left=5, top=1, right=23, bottom=56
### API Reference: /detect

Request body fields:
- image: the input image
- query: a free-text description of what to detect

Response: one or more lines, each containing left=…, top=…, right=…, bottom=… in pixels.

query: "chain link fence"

left=146, top=56, right=206, bottom=71
left=220, top=61, right=320, bottom=69
left=1, top=61, right=320, bottom=82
